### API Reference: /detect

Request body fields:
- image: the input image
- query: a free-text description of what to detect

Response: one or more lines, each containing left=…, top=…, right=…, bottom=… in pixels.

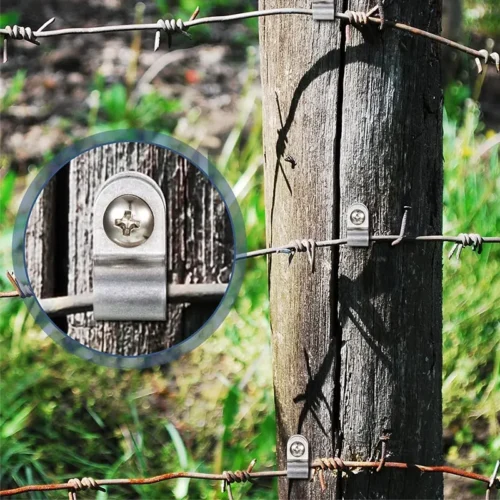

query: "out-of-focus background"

left=0, top=1, right=498, bottom=498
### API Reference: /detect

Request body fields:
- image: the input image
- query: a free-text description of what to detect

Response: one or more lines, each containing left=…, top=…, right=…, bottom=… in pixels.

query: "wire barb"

left=475, top=49, right=490, bottom=74
left=345, top=10, right=370, bottom=27
left=392, top=206, right=412, bottom=247
left=491, top=52, right=500, bottom=72
left=221, top=460, right=256, bottom=500
left=154, top=7, right=199, bottom=52
left=345, top=3, right=381, bottom=33
left=375, top=433, right=392, bottom=472
left=5, top=272, right=28, bottom=299
left=2, top=18, right=55, bottom=63
left=67, top=477, right=105, bottom=492
left=486, top=460, right=500, bottom=500
left=448, top=233, right=484, bottom=260
left=312, top=456, right=347, bottom=491
left=288, top=239, right=317, bottom=273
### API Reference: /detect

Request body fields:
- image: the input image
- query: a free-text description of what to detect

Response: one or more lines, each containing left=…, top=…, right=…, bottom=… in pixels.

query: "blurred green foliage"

left=0, top=10, right=19, bottom=30
left=464, top=0, right=500, bottom=36
left=88, top=75, right=180, bottom=133
left=442, top=96, right=500, bottom=475
left=0, top=71, right=26, bottom=114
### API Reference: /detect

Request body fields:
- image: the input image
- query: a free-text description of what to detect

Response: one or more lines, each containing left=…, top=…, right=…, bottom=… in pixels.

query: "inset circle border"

left=12, top=130, right=247, bottom=369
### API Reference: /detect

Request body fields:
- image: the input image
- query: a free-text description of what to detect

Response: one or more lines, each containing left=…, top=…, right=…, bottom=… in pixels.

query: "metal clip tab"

left=313, top=1, right=336, bottom=21
left=347, top=203, right=370, bottom=247
left=287, top=435, right=310, bottom=479
left=93, top=172, right=167, bottom=321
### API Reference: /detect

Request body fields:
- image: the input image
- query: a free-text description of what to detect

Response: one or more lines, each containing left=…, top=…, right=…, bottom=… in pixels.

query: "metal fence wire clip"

left=93, top=171, right=167, bottom=322
left=347, top=203, right=370, bottom=247
left=313, top=1, right=336, bottom=21
left=287, top=435, right=310, bottom=479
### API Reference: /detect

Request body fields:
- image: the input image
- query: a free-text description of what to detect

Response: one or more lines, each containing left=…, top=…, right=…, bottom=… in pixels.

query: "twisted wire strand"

left=0, top=458, right=497, bottom=497
left=67, top=477, right=104, bottom=492
left=448, top=233, right=484, bottom=260
left=236, top=234, right=500, bottom=261
left=1, top=6, right=498, bottom=71
left=2, top=18, right=55, bottom=62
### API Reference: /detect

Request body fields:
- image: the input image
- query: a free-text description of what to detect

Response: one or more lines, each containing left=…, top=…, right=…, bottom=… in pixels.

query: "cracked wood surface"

left=260, top=0, right=443, bottom=498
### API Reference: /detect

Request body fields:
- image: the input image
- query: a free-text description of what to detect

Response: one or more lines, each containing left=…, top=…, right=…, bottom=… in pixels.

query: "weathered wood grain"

left=25, top=180, right=56, bottom=298
left=260, top=1, right=344, bottom=498
left=260, top=0, right=443, bottom=498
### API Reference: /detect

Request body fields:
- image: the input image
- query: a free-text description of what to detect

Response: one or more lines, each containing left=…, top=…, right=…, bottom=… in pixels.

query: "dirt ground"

left=0, top=0, right=259, bottom=172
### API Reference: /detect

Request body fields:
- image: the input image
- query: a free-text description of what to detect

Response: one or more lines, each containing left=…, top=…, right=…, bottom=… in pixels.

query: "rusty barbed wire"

left=0, top=456, right=498, bottom=498
left=1, top=4, right=499, bottom=73
left=236, top=233, right=500, bottom=261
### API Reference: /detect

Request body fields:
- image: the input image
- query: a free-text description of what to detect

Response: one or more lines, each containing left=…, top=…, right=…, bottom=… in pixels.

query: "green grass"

left=442, top=98, right=500, bottom=475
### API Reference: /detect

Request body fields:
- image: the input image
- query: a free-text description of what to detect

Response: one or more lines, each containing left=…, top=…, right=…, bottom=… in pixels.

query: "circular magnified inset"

left=13, top=131, right=246, bottom=369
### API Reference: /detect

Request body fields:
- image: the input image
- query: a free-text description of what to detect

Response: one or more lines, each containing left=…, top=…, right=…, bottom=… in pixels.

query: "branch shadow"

left=338, top=250, right=401, bottom=374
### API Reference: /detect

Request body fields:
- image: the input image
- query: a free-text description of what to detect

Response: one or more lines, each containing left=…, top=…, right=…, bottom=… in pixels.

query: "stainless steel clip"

left=313, top=1, right=336, bottom=21
left=93, top=172, right=167, bottom=321
left=347, top=203, right=370, bottom=247
left=287, top=435, right=310, bottom=479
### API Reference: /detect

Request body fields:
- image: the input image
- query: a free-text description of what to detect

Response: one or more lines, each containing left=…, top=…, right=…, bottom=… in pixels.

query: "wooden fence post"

left=259, top=1, right=443, bottom=498
left=26, top=142, right=233, bottom=356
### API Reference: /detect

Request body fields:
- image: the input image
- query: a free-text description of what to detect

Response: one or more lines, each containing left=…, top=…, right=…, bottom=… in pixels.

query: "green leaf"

left=0, top=172, right=15, bottom=228
left=222, top=385, right=240, bottom=429
left=101, top=84, right=128, bottom=123
left=166, top=423, right=190, bottom=499
left=1, top=405, right=34, bottom=438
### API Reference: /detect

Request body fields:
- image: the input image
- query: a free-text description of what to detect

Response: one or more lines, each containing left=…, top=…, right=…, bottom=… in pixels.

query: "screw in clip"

left=103, top=195, right=155, bottom=248
left=350, top=209, right=366, bottom=226
left=290, top=440, right=306, bottom=458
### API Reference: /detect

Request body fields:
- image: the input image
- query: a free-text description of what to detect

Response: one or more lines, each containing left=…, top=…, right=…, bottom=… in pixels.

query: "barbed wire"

left=1, top=233, right=498, bottom=313
left=236, top=233, right=500, bottom=267
left=0, top=456, right=498, bottom=499
left=1, top=4, right=499, bottom=74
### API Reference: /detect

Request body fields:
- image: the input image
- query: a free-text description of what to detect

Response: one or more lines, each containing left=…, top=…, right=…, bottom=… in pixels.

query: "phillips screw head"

left=350, top=209, right=366, bottom=226
left=103, top=195, right=154, bottom=248
left=290, top=441, right=306, bottom=458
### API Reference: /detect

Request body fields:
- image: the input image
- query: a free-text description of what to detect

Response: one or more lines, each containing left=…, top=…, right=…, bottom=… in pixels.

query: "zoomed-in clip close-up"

left=93, top=171, right=168, bottom=322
